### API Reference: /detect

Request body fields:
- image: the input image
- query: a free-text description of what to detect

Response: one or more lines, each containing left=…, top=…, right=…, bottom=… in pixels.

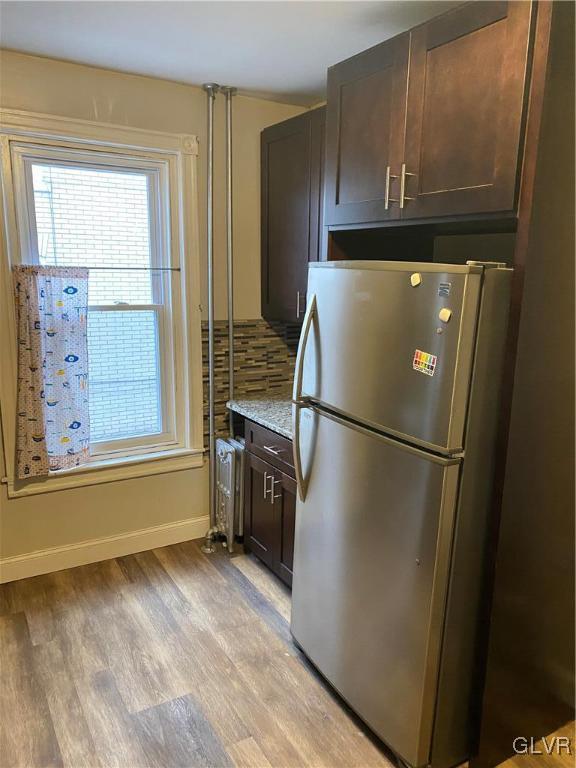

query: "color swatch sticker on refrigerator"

left=413, top=349, right=437, bottom=376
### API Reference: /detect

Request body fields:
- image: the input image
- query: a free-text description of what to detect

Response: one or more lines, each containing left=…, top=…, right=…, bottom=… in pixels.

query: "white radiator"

left=215, top=437, right=245, bottom=552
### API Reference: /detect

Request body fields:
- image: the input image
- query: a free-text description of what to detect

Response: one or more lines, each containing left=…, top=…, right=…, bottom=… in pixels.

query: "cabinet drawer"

left=245, top=420, right=294, bottom=477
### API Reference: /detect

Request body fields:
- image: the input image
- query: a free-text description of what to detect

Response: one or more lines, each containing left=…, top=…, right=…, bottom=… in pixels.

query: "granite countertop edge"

left=227, top=393, right=293, bottom=440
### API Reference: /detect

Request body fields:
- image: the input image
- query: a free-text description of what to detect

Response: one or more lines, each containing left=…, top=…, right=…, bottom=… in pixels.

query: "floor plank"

left=153, top=541, right=254, bottom=633
left=73, top=670, right=149, bottom=768
left=0, top=613, right=64, bottom=768
left=228, top=737, right=274, bottom=768
left=207, top=547, right=295, bottom=650
left=231, top=554, right=292, bottom=623
left=133, top=694, right=234, bottom=768
left=4, top=573, right=56, bottom=645
left=47, top=568, right=109, bottom=680
left=32, top=639, right=101, bottom=768
left=235, top=649, right=392, bottom=768
left=85, top=558, right=193, bottom=713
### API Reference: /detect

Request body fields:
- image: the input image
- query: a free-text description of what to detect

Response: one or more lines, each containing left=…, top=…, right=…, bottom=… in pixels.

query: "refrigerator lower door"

left=291, top=406, right=461, bottom=768
left=298, top=261, right=483, bottom=453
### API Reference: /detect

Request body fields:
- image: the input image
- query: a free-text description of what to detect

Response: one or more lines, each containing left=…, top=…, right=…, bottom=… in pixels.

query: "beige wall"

left=0, top=50, right=305, bottom=560
left=0, top=49, right=305, bottom=319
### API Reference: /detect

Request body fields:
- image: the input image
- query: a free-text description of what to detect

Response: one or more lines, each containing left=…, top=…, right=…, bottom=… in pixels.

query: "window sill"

left=3, top=447, right=205, bottom=499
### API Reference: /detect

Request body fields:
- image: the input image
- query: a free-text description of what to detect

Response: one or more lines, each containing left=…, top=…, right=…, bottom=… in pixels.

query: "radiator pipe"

left=221, top=86, right=237, bottom=437
left=201, top=82, right=220, bottom=554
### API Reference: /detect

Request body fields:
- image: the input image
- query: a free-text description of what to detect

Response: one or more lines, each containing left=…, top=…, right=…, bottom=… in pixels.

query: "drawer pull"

left=263, top=444, right=284, bottom=456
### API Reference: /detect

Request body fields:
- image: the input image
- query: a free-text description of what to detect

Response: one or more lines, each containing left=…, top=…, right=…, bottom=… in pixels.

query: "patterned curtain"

left=13, top=266, right=90, bottom=479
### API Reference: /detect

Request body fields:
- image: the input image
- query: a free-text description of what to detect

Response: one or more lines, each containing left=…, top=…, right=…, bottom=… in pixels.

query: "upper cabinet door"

left=324, top=34, right=410, bottom=226
left=402, top=1, right=532, bottom=220
left=261, top=107, right=325, bottom=323
left=261, top=112, right=311, bottom=322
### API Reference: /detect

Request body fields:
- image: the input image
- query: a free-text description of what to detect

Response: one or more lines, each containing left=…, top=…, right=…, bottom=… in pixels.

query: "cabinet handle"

left=384, top=165, right=399, bottom=210
left=263, top=471, right=271, bottom=500
left=296, top=291, right=303, bottom=320
left=271, top=477, right=282, bottom=504
left=399, top=163, right=416, bottom=209
left=263, top=444, right=283, bottom=456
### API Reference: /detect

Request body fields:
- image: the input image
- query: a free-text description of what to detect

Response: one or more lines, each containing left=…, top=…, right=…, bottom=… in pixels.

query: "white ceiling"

left=0, top=1, right=459, bottom=106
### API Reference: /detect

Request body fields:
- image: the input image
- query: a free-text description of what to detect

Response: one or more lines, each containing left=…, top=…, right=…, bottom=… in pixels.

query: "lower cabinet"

left=244, top=427, right=296, bottom=588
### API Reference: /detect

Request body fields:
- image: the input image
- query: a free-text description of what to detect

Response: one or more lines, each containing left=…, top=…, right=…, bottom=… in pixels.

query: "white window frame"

left=13, top=145, right=178, bottom=457
left=0, top=109, right=205, bottom=497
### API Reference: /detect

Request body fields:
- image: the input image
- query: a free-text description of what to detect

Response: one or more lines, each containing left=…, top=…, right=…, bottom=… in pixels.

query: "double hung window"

left=12, top=144, right=180, bottom=459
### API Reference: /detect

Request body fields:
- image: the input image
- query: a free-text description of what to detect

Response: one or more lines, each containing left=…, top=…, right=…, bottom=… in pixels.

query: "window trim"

left=0, top=109, right=204, bottom=498
left=14, top=146, right=178, bottom=455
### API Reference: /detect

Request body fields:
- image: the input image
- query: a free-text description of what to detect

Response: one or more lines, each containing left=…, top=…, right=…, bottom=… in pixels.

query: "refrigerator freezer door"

left=291, top=406, right=460, bottom=767
left=300, top=262, right=482, bottom=453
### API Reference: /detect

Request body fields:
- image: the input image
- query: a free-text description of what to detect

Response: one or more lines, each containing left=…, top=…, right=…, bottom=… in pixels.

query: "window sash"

left=88, top=303, right=177, bottom=457
left=13, top=144, right=170, bottom=279
left=23, top=156, right=165, bottom=305
left=10, top=142, right=181, bottom=458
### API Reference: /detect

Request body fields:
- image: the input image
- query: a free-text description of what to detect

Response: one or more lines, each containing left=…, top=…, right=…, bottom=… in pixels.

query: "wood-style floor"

left=0, top=540, right=395, bottom=768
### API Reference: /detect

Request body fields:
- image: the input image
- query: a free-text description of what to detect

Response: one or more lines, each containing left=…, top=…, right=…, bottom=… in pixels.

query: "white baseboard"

left=0, top=515, right=210, bottom=583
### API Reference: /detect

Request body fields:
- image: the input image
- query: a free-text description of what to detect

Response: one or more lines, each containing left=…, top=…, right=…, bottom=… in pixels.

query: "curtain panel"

left=13, top=266, right=90, bottom=479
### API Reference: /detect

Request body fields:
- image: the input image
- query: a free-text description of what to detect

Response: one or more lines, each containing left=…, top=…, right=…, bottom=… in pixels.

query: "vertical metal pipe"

left=202, top=82, right=219, bottom=543
left=221, top=86, right=237, bottom=436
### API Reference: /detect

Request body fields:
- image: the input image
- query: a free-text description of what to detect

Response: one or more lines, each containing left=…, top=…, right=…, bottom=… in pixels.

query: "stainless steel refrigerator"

left=291, top=261, right=512, bottom=768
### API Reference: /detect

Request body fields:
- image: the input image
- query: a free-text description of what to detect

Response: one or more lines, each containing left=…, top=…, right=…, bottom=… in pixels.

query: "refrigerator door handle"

left=292, top=293, right=316, bottom=405
left=310, top=405, right=461, bottom=467
left=293, top=401, right=310, bottom=501
left=293, top=293, right=316, bottom=501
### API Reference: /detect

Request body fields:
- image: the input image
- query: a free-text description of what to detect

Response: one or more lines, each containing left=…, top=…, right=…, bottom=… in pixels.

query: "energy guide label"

left=413, top=349, right=437, bottom=376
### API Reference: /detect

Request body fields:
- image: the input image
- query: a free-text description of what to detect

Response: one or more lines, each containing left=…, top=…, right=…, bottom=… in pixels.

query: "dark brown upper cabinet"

left=324, top=33, right=409, bottom=226
left=403, top=1, right=532, bottom=219
left=324, top=1, right=533, bottom=228
left=261, top=107, right=325, bottom=323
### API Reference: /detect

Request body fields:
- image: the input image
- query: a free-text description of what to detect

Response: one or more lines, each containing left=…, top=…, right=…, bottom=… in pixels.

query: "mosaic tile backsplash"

left=202, top=319, right=300, bottom=442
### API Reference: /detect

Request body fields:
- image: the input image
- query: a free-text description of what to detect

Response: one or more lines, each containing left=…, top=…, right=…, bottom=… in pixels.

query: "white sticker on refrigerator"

left=413, top=349, right=437, bottom=376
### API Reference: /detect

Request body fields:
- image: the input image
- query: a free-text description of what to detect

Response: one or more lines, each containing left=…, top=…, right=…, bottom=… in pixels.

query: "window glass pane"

left=88, top=310, right=162, bottom=442
left=31, top=163, right=154, bottom=305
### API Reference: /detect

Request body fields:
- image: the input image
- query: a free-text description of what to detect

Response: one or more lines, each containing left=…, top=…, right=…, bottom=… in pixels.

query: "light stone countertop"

left=227, top=390, right=293, bottom=440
